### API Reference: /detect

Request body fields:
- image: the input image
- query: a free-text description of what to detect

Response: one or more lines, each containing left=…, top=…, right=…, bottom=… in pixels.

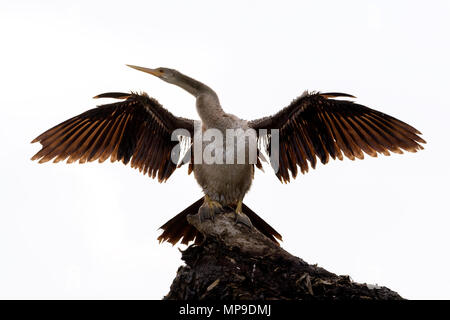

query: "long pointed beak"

left=126, top=64, right=161, bottom=77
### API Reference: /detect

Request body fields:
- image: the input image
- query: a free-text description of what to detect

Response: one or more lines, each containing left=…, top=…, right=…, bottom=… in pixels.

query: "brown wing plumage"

left=31, top=92, right=194, bottom=182
left=249, top=92, right=426, bottom=183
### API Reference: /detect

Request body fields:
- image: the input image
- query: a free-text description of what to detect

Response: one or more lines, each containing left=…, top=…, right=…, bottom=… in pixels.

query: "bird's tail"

left=157, top=197, right=283, bottom=245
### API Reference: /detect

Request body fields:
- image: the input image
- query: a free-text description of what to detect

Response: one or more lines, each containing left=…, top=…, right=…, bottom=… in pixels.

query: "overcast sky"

left=1, top=0, right=449, bottom=299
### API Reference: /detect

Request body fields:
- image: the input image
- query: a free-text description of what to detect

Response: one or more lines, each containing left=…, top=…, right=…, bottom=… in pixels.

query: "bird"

left=31, top=65, right=426, bottom=245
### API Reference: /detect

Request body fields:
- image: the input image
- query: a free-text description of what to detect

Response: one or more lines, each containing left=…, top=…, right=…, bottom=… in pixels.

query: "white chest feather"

left=192, top=121, right=256, bottom=205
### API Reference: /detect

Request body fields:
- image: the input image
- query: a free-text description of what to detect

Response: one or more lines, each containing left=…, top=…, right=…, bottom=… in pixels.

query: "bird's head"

left=126, top=65, right=179, bottom=84
left=126, top=64, right=211, bottom=97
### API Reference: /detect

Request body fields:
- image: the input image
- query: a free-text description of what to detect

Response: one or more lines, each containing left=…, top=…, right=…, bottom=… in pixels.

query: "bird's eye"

left=159, top=69, right=165, bottom=74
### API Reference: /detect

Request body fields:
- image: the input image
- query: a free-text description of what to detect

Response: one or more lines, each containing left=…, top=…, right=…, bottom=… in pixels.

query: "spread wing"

left=249, top=92, right=426, bottom=183
left=31, top=92, right=194, bottom=182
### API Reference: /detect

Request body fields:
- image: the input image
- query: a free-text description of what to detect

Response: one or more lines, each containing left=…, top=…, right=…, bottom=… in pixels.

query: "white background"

left=1, top=1, right=449, bottom=299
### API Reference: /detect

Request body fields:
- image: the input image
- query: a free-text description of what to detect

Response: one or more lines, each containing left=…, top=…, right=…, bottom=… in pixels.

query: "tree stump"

left=164, top=211, right=403, bottom=300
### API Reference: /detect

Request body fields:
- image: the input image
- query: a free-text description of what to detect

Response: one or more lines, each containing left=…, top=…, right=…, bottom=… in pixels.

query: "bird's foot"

left=197, top=195, right=223, bottom=223
left=234, top=200, right=253, bottom=228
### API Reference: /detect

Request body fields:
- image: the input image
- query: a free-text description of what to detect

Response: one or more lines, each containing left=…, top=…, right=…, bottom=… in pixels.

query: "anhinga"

left=31, top=65, right=425, bottom=245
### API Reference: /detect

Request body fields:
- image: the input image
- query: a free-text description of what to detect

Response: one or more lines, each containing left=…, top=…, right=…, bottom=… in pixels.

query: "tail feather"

left=241, top=203, right=282, bottom=242
left=157, top=198, right=204, bottom=245
left=158, top=198, right=282, bottom=245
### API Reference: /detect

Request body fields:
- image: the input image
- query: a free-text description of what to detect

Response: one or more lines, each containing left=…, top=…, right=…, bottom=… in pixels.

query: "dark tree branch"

left=164, top=211, right=403, bottom=300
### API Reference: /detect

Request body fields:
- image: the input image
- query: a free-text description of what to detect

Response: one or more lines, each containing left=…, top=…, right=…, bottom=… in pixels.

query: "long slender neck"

left=175, top=72, right=214, bottom=98
left=174, top=72, right=226, bottom=127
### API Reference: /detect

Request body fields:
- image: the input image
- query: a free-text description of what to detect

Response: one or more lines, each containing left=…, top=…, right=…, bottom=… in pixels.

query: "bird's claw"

left=198, top=205, right=215, bottom=222
left=234, top=200, right=253, bottom=228
left=234, top=211, right=253, bottom=228
left=197, top=196, right=223, bottom=223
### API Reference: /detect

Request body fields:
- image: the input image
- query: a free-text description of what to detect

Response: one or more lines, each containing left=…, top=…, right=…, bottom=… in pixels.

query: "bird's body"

left=194, top=156, right=254, bottom=205
left=194, top=102, right=255, bottom=205
left=31, top=65, right=426, bottom=245
left=164, top=70, right=256, bottom=206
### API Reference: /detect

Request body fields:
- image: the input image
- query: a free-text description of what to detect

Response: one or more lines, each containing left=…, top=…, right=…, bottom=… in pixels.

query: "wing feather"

left=31, top=92, right=194, bottom=182
left=249, top=92, right=425, bottom=182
